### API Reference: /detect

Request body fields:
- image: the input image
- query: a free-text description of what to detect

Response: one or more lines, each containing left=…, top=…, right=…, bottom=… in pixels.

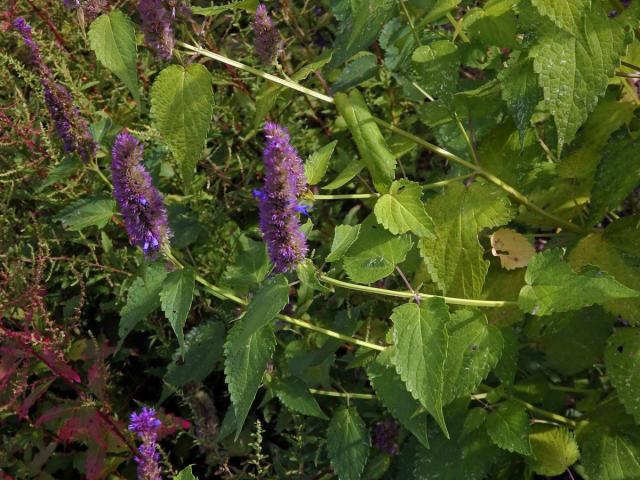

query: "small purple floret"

left=253, top=4, right=282, bottom=64
left=373, top=419, right=400, bottom=455
left=256, top=123, right=308, bottom=273
left=111, top=132, right=171, bottom=255
left=128, top=407, right=163, bottom=480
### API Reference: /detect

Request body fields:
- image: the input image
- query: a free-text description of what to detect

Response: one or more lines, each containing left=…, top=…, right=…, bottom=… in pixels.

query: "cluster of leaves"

left=2, top=0, right=640, bottom=479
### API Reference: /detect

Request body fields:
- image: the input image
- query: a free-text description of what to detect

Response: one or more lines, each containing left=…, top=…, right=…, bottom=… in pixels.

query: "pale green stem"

left=454, top=113, right=479, bottom=165
left=320, top=275, right=516, bottom=308
left=399, top=0, right=422, bottom=46
left=510, top=397, right=578, bottom=428
left=621, top=60, right=640, bottom=71
left=177, top=42, right=590, bottom=234
left=91, top=161, right=113, bottom=191
left=423, top=174, right=474, bottom=189
left=309, top=388, right=377, bottom=400
left=313, top=193, right=380, bottom=200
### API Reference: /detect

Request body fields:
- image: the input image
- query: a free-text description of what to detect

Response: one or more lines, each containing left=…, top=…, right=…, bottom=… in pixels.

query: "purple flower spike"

left=137, top=0, right=190, bottom=60
left=111, top=132, right=171, bottom=255
left=256, top=123, right=308, bottom=273
left=373, top=419, right=400, bottom=455
left=253, top=4, right=282, bottom=65
left=129, top=407, right=163, bottom=480
left=13, top=18, right=97, bottom=162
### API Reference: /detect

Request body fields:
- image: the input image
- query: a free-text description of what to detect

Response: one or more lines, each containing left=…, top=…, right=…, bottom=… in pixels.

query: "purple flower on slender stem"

left=373, top=419, right=400, bottom=455
left=111, top=132, right=171, bottom=255
left=129, top=407, right=163, bottom=480
left=253, top=4, right=282, bottom=65
left=137, top=0, right=190, bottom=60
left=255, top=123, right=308, bottom=273
left=13, top=17, right=96, bottom=162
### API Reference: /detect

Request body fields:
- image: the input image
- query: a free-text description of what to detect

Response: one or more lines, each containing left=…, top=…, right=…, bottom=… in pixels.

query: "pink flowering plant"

left=2, top=1, right=640, bottom=479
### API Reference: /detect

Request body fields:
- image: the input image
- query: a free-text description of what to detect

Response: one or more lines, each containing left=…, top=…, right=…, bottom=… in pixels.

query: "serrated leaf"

left=118, top=263, right=168, bottom=345
left=334, top=89, right=397, bottom=193
left=569, top=217, right=640, bottom=323
left=529, top=5, right=628, bottom=151
left=222, top=236, right=270, bottom=292
left=368, top=349, right=429, bottom=448
left=296, top=259, right=331, bottom=293
left=305, top=140, right=337, bottom=185
left=412, top=40, right=459, bottom=103
left=159, top=268, right=195, bottom=357
left=56, top=196, right=116, bottom=231
left=322, top=160, right=364, bottom=190
left=273, top=377, right=327, bottom=419
left=238, top=276, right=289, bottom=340
left=162, top=321, right=224, bottom=400
left=443, top=310, right=504, bottom=403
left=327, top=407, right=371, bottom=480
left=588, top=129, right=640, bottom=225
left=463, top=2, right=519, bottom=49
left=174, top=465, right=198, bottom=480
left=88, top=11, right=139, bottom=101
left=391, top=299, right=449, bottom=437
left=580, top=426, right=640, bottom=480
left=531, top=0, right=590, bottom=34
left=326, top=224, right=361, bottom=263
left=528, top=425, right=580, bottom=476
left=224, top=321, right=275, bottom=439
left=420, top=182, right=513, bottom=298
left=494, top=328, right=518, bottom=386
left=343, top=218, right=412, bottom=284
left=39, top=156, right=82, bottom=190
left=332, top=53, right=378, bottom=93
left=498, top=59, right=542, bottom=143
left=150, top=64, right=213, bottom=188
left=486, top=401, right=532, bottom=455
left=374, top=180, right=435, bottom=237
left=605, top=328, right=640, bottom=424
left=518, top=249, right=639, bottom=316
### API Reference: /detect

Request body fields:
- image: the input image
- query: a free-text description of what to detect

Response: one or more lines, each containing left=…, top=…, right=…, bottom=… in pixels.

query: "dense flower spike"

left=253, top=4, right=282, bottom=64
left=129, top=407, right=163, bottom=480
left=373, top=420, right=400, bottom=455
left=137, top=0, right=190, bottom=60
left=255, top=123, right=308, bottom=273
left=13, top=18, right=96, bottom=162
left=111, top=132, right=171, bottom=255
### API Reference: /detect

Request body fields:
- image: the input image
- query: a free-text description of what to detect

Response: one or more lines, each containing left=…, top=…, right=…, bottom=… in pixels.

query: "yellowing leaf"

left=490, top=228, right=535, bottom=270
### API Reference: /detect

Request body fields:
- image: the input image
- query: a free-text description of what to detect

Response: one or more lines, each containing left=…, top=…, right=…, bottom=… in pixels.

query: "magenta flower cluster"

left=111, top=132, right=171, bottom=255
left=253, top=4, right=282, bottom=64
left=128, top=407, right=163, bottom=480
left=137, top=0, right=190, bottom=60
left=255, top=123, right=308, bottom=273
left=13, top=18, right=96, bottom=162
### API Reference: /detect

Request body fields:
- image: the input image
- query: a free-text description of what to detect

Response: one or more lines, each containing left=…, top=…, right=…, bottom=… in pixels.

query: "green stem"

left=313, top=193, right=380, bottom=200
left=309, top=388, right=377, bottom=400
left=616, top=72, right=640, bottom=79
left=399, top=0, right=422, bottom=47
left=621, top=60, right=640, bottom=71
left=455, top=113, right=479, bottom=165
left=178, top=41, right=590, bottom=234
left=510, top=397, right=577, bottom=428
left=320, top=275, right=516, bottom=308
left=91, top=161, right=113, bottom=191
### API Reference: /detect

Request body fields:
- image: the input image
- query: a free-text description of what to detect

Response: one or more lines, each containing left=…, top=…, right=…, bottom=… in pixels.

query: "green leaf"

left=150, top=64, right=213, bottom=188
left=191, top=0, right=257, bottom=16
left=580, top=426, right=640, bottom=480
left=326, top=224, right=361, bottom=263
left=443, top=310, right=503, bottom=403
left=322, top=160, right=364, bottom=190
left=569, top=217, right=640, bottom=323
left=327, top=0, right=395, bottom=70
left=420, top=182, right=513, bottom=299
left=39, top=156, right=82, bottom=190
left=332, top=53, right=378, bottom=92
left=223, top=236, right=270, bottom=291
left=305, top=140, right=337, bottom=185
left=327, top=407, right=371, bottom=480
left=56, top=196, right=116, bottom=231
left=162, top=321, right=224, bottom=400
left=237, top=276, right=289, bottom=340
left=463, top=2, right=519, bottom=49
left=118, top=263, right=168, bottom=345
left=529, top=5, right=628, bottom=151
left=174, top=465, right=198, bottom=480
left=296, top=259, right=331, bottom=293
left=605, top=328, right=640, bottom=424
left=273, top=377, right=327, bottom=419
left=486, top=401, right=532, bottom=455
left=159, top=268, right=196, bottom=356
left=531, top=0, right=590, bottom=35
left=417, top=0, right=462, bottom=25
left=588, top=129, right=640, bottom=225
left=518, top=249, right=639, bottom=316
left=334, top=89, right=397, bottom=193
left=374, top=180, right=435, bottom=237
left=391, top=299, right=449, bottom=436
left=343, top=218, right=412, bottom=284
left=412, top=40, right=459, bottom=103
left=368, top=349, right=429, bottom=448
left=88, top=11, right=139, bottom=101
left=528, top=425, right=580, bottom=476
left=498, top=59, right=542, bottom=143
left=224, top=321, right=275, bottom=439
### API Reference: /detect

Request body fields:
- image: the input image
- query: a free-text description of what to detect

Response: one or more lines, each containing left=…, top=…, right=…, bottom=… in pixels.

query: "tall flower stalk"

left=255, top=123, right=308, bottom=273
left=253, top=3, right=282, bottom=64
left=111, top=132, right=171, bottom=255
left=128, top=407, right=163, bottom=480
left=13, top=18, right=96, bottom=162
left=137, top=0, right=191, bottom=60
